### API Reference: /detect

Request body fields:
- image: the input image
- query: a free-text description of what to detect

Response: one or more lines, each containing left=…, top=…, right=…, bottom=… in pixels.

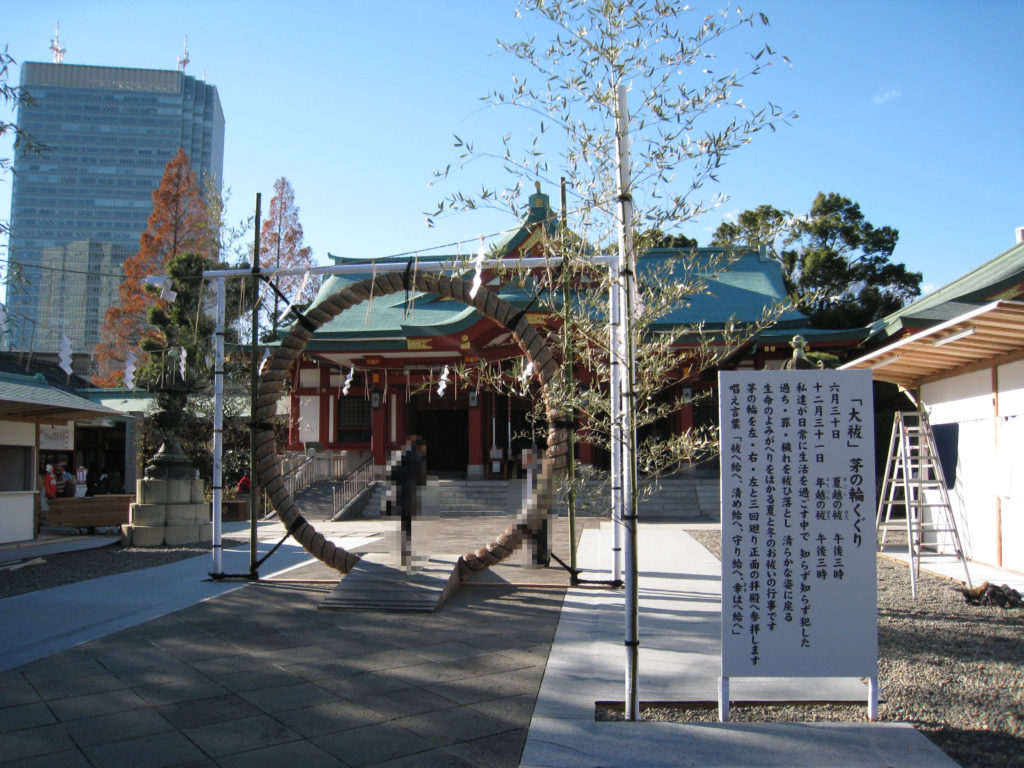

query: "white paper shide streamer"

left=124, top=350, right=136, bottom=389
left=58, top=335, right=73, bottom=376
left=437, top=364, right=450, bottom=397
left=470, top=236, right=485, bottom=299
left=519, top=359, right=533, bottom=395
left=278, top=270, right=311, bottom=322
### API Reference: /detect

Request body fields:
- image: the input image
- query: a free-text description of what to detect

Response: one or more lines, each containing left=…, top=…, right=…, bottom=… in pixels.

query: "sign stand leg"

left=868, top=675, right=879, bottom=721
left=718, top=676, right=730, bottom=722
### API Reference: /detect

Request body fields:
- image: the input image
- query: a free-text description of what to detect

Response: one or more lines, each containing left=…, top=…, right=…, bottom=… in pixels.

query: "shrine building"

left=280, top=187, right=860, bottom=479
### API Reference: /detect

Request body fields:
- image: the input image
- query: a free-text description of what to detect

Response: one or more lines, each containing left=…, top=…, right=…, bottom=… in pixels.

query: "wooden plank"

left=46, top=494, right=133, bottom=528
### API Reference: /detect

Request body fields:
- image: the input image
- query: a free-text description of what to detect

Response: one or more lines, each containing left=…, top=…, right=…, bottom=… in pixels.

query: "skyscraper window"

left=5, top=62, right=224, bottom=354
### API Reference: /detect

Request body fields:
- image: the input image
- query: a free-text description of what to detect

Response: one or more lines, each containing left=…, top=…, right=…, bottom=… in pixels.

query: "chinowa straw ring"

left=254, top=271, right=568, bottom=576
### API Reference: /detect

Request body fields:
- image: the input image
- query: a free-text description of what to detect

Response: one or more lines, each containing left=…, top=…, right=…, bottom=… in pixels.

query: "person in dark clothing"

left=387, top=436, right=427, bottom=567
left=86, top=464, right=100, bottom=497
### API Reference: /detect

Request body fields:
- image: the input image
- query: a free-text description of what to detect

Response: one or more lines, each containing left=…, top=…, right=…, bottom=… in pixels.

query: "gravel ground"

left=597, top=529, right=1024, bottom=768
left=0, top=537, right=248, bottom=599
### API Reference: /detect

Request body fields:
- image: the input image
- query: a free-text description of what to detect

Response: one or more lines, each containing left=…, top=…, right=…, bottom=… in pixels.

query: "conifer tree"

left=92, top=148, right=210, bottom=385
left=711, top=192, right=921, bottom=328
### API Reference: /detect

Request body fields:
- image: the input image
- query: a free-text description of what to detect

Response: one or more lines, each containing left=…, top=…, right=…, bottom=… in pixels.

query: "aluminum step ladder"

left=876, top=410, right=972, bottom=598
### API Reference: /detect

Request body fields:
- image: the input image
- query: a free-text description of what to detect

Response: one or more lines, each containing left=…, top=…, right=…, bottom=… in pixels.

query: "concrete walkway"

left=0, top=517, right=979, bottom=767
left=521, top=523, right=960, bottom=768
left=0, top=531, right=376, bottom=674
left=878, top=543, right=1024, bottom=594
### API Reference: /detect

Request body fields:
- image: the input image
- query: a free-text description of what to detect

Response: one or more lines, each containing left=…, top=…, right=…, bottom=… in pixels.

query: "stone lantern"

left=122, top=355, right=209, bottom=547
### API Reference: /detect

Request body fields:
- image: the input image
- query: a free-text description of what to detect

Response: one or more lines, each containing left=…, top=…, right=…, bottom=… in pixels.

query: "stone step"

left=360, top=477, right=722, bottom=521
left=318, top=553, right=461, bottom=613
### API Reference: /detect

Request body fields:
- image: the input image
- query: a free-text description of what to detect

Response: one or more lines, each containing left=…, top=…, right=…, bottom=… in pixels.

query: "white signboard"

left=39, top=423, right=74, bottom=451
left=719, top=370, right=877, bottom=679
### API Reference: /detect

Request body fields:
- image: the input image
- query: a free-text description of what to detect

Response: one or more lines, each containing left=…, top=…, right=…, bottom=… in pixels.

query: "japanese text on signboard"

left=720, top=370, right=876, bottom=679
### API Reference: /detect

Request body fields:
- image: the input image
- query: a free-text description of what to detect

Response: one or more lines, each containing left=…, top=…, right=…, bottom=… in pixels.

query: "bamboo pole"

left=615, top=83, right=640, bottom=721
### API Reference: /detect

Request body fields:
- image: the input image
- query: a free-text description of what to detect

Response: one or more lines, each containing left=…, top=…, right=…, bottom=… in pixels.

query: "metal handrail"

left=258, top=451, right=349, bottom=520
left=332, top=457, right=375, bottom=519
left=285, top=456, right=316, bottom=498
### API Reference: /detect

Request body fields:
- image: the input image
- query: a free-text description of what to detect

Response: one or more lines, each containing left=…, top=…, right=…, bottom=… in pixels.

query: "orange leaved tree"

left=92, top=148, right=211, bottom=385
left=261, top=177, right=315, bottom=335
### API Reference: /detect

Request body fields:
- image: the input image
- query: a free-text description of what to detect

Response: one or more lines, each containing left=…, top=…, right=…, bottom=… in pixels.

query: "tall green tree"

left=637, top=229, right=698, bottom=252
left=711, top=192, right=921, bottom=328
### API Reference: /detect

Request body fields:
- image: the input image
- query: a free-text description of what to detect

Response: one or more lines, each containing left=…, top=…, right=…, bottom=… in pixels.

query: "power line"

left=0, top=300, right=93, bottom=350
left=0, top=256, right=125, bottom=280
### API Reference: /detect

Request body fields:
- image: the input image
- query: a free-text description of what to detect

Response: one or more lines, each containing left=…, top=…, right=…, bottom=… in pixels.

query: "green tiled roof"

left=870, top=240, right=1024, bottom=340
left=297, top=187, right=811, bottom=348
left=300, top=247, right=807, bottom=347
left=0, top=373, right=124, bottom=422
left=640, top=248, right=805, bottom=330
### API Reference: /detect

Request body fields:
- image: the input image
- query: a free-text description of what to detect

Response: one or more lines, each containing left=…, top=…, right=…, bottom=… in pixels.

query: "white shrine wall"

left=920, top=359, right=1024, bottom=572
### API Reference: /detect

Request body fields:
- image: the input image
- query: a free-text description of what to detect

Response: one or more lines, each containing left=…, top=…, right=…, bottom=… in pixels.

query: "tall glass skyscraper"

left=5, top=62, right=224, bottom=354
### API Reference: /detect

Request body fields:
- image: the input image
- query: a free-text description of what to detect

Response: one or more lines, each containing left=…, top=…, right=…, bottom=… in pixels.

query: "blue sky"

left=2, top=1, right=1022, bottom=295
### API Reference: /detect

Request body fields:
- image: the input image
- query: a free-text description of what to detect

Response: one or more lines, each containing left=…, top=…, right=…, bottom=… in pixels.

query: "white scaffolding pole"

left=211, top=276, right=225, bottom=576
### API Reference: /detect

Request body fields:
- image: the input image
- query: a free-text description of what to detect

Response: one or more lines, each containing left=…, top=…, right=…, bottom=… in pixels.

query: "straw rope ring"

left=254, top=272, right=569, bottom=577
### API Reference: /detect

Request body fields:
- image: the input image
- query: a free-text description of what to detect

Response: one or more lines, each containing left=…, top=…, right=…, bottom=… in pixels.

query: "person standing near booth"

left=43, top=465, right=57, bottom=500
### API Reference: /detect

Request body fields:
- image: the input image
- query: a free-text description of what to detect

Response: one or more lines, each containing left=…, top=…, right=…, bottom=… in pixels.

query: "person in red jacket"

left=43, top=465, right=57, bottom=499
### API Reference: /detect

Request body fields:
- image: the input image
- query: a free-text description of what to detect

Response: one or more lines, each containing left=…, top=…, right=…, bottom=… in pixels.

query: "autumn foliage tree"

left=92, top=149, right=211, bottom=385
left=260, top=177, right=315, bottom=335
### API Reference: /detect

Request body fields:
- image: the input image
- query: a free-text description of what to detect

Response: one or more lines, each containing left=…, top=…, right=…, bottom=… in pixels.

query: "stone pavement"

left=0, top=512, right=970, bottom=767
left=0, top=516, right=578, bottom=768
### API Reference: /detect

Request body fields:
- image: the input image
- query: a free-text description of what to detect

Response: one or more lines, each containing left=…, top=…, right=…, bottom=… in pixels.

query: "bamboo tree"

left=434, top=0, right=796, bottom=512
left=432, top=0, right=798, bottom=721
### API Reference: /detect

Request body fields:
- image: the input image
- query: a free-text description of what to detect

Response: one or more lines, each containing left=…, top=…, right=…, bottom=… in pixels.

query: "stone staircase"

left=421, top=479, right=512, bottom=516
left=558, top=476, right=720, bottom=521
left=340, top=474, right=720, bottom=522
left=340, top=481, right=388, bottom=520
left=345, top=475, right=721, bottom=522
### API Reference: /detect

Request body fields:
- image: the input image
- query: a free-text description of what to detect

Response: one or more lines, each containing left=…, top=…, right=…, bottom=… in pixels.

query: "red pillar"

left=394, top=389, right=407, bottom=449
left=578, top=438, right=594, bottom=466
